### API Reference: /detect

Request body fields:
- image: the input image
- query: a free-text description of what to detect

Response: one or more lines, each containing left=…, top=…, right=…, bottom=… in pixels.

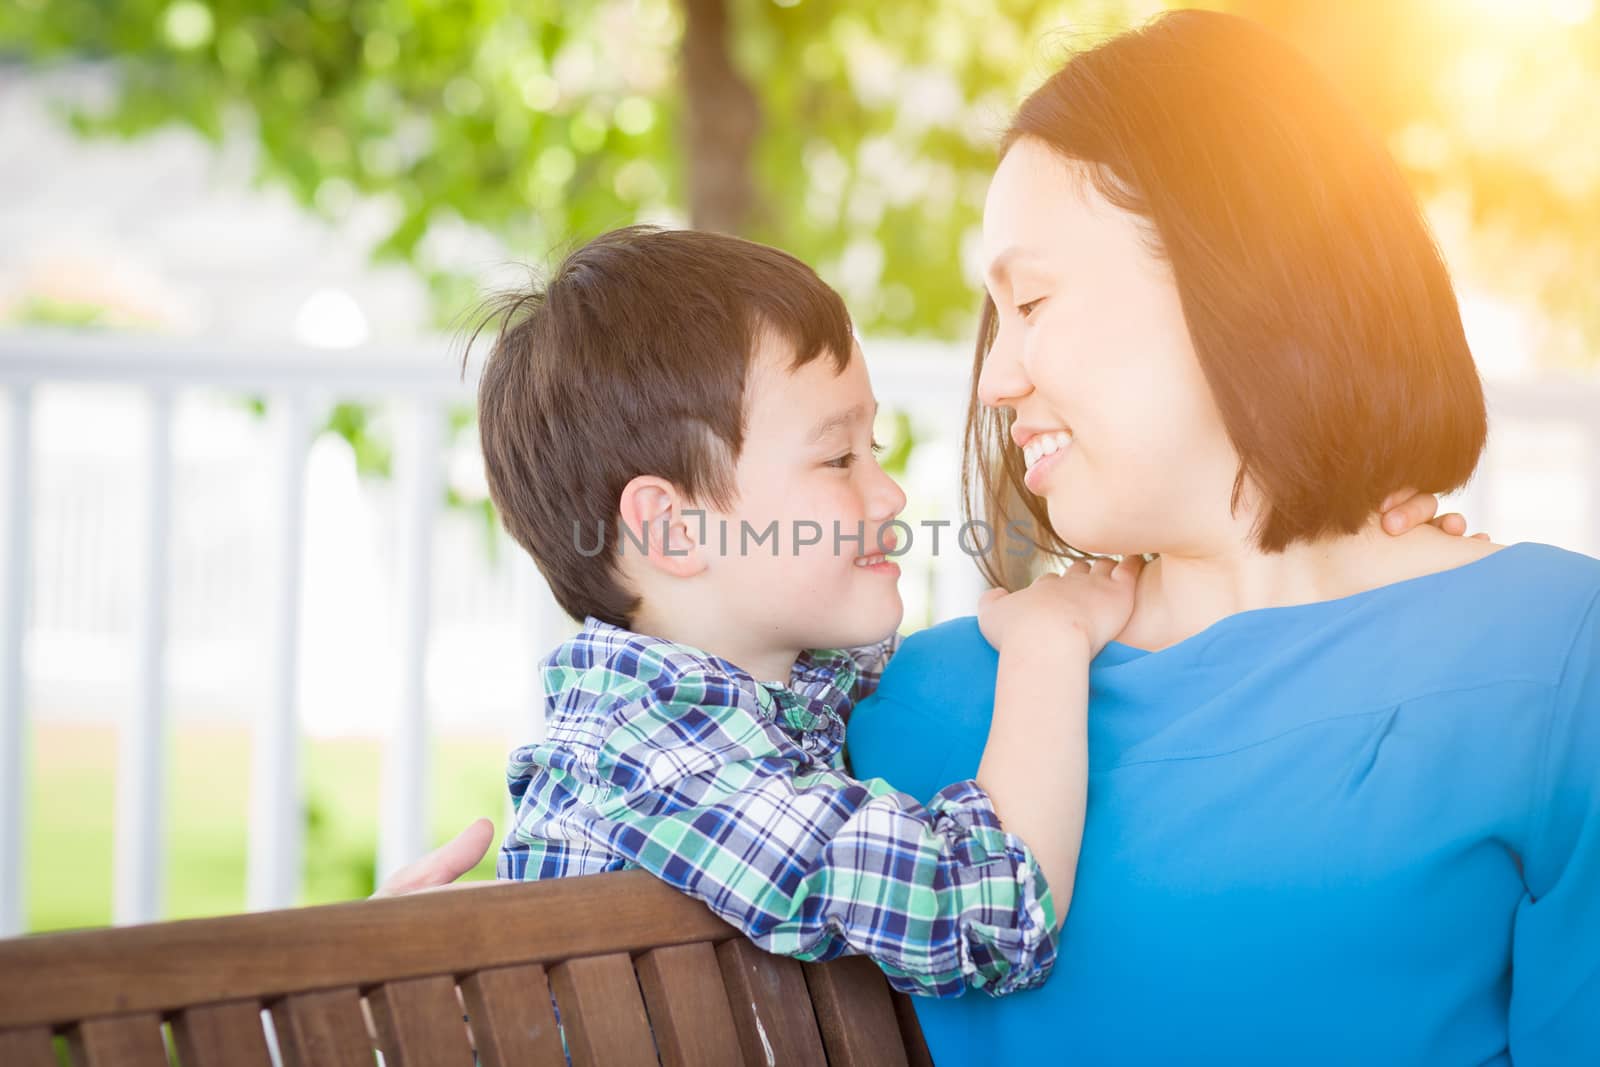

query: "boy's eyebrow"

left=807, top=401, right=878, bottom=443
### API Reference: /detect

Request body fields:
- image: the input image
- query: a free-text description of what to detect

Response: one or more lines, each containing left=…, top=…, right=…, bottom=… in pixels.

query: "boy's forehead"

left=746, top=334, right=871, bottom=427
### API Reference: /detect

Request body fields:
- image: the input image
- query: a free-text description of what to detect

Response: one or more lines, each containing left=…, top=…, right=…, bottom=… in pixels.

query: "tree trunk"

left=679, top=0, right=761, bottom=234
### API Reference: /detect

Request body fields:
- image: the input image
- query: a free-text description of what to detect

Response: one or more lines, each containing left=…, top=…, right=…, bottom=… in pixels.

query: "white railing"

left=0, top=331, right=555, bottom=934
left=2, top=328, right=1597, bottom=936
left=0, top=329, right=985, bottom=935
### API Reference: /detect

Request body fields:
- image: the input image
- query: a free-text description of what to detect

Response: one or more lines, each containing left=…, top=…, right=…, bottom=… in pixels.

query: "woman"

left=843, top=10, right=1598, bottom=1065
left=390, top=10, right=1597, bottom=1063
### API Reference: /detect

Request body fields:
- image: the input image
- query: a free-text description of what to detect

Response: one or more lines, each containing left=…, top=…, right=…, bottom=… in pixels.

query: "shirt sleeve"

left=1508, top=590, right=1600, bottom=1061
left=506, top=670, right=1058, bottom=998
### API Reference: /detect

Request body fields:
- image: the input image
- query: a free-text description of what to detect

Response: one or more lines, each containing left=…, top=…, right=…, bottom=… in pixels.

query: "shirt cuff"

left=924, top=777, right=1062, bottom=996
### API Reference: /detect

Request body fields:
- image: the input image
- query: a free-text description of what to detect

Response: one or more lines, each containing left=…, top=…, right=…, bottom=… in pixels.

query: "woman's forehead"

left=983, top=143, right=1153, bottom=281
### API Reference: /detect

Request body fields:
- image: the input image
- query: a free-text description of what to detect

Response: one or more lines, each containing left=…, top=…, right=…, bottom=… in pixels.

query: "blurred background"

left=1, top=0, right=1597, bottom=935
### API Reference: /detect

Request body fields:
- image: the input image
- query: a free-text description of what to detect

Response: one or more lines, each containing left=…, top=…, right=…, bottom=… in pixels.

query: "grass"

left=26, top=723, right=509, bottom=933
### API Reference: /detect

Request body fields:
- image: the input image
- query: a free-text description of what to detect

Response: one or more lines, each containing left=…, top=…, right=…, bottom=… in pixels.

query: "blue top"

left=846, top=542, right=1600, bottom=1065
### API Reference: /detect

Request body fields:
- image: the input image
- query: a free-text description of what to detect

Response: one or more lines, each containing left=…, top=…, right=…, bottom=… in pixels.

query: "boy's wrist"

left=1000, top=618, right=1093, bottom=660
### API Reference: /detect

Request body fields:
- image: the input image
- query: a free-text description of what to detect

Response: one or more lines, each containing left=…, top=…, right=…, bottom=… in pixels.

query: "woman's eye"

left=825, top=453, right=857, bottom=469
left=870, top=440, right=886, bottom=455
left=1017, top=298, right=1044, bottom=319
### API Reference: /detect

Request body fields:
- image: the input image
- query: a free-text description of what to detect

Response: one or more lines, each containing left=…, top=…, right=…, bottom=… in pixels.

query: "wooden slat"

left=68, top=1013, right=169, bottom=1067
left=0, top=1026, right=59, bottom=1066
left=548, top=953, right=658, bottom=1066
left=0, top=869, right=734, bottom=1028
left=716, top=939, right=826, bottom=1065
left=172, top=999, right=274, bottom=1067
left=269, top=987, right=377, bottom=1067
left=892, top=992, right=935, bottom=1067
left=458, top=963, right=566, bottom=1067
left=367, top=974, right=475, bottom=1067
left=804, top=956, right=910, bottom=1066
left=635, top=942, right=742, bottom=1067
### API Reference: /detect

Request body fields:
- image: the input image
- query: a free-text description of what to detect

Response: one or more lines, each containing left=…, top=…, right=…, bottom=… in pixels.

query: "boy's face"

left=699, top=335, right=907, bottom=658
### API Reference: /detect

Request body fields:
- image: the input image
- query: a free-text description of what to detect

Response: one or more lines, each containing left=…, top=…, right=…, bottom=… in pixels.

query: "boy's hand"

left=1379, top=488, right=1490, bottom=540
left=978, top=555, right=1144, bottom=658
left=370, top=817, right=496, bottom=898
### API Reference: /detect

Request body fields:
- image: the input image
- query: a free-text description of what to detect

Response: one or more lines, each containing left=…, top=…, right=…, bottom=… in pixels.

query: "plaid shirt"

left=498, top=617, right=1058, bottom=997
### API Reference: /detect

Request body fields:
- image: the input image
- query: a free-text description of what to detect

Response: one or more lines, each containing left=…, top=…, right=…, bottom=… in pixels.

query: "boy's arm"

left=973, top=555, right=1141, bottom=933
left=505, top=673, right=1057, bottom=998
left=976, top=633, right=1090, bottom=930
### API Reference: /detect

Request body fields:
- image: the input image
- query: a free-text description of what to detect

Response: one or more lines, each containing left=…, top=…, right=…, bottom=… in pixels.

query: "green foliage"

left=1, top=0, right=690, bottom=327
left=875, top=408, right=916, bottom=478
left=0, top=0, right=1138, bottom=340
left=730, top=0, right=1134, bottom=337
left=9, top=295, right=113, bottom=328
left=4, top=1, right=1593, bottom=354
left=322, top=400, right=393, bottom=479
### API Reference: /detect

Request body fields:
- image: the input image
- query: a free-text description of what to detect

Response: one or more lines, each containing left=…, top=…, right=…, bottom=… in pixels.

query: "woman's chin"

left=1045, top=503, right=1123, bottom=557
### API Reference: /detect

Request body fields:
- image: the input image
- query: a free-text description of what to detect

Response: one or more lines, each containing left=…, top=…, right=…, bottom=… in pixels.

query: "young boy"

left=469, top=225, right=1139, bottom=999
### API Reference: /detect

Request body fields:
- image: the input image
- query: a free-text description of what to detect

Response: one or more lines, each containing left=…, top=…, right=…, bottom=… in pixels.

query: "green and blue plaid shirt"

left=498, top=617, right=1058, bottom=997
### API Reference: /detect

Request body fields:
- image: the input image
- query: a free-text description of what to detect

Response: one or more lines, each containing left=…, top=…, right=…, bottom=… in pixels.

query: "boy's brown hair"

left=464, top=226, right=854, bottom=627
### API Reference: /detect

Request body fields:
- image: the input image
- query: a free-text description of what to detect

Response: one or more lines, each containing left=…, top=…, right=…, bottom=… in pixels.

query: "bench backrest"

left=0, top=868, right=933, bottom=1066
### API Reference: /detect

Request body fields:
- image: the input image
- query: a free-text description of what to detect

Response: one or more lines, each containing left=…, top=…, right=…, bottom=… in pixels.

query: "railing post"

left=1, top=384, right=34, bottom=935
left=113, top=387, right=175, bottom=925
left=377, top=398, right=442, bottom=884
left=247, top=392, right=310, bottom=911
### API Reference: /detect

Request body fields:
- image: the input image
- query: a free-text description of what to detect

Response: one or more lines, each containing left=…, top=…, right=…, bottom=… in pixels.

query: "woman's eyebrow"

left=985, top=246, right=1050, bottom=289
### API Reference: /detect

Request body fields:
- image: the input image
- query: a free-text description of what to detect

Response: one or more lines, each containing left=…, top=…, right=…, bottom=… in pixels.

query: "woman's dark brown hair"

left=964, top=9, right=1487, bottom=588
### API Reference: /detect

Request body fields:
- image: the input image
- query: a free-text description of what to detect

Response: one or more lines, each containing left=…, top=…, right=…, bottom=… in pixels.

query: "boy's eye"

left=1017, top=298, right=1044, bottom=319
left=825, top=441, right=885, bottom=469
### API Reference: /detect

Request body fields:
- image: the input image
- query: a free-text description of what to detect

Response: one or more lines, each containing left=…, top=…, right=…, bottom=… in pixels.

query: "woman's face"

left=977, top=137, right=1245, bottom=557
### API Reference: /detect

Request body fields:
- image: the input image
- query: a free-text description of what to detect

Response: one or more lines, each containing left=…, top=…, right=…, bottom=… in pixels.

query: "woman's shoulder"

left=1366, top=536, right=1599, bottom=625
left=1493, top=540, right=1600, bottom=581
left=895, top=615, right=997, bottom=663
left=1381, top=532, right=1597, bottom=600
left=1359, top=541, right=1600, bottom=698
left=873, top=616, right=999, bottom=707
left=845, top=617, right=1000, bottom=803
left=1454, top=541, right=1600, bottom=629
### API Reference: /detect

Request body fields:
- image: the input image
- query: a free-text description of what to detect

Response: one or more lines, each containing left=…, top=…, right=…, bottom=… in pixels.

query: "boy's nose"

left=868, top=467, right=907, bottom=521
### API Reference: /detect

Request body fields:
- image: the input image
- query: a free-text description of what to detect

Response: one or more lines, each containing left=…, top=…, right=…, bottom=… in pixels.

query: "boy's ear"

left=617, top=475, right=706, bottom=578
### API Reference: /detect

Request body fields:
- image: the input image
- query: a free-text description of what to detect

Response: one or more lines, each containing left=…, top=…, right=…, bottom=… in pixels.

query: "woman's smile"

left=1023, top=432, right=1073, bottom=492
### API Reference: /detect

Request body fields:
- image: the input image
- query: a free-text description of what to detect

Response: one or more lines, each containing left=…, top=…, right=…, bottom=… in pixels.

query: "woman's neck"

left=1117, top=515, right=1501, bottom=652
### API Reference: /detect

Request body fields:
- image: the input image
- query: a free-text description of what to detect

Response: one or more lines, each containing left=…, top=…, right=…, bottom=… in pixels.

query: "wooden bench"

left=0, top=868, right=935, bottom=1066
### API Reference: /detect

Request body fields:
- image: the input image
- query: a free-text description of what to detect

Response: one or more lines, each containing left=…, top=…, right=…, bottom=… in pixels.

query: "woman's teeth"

left=854, top=553, right=889, bottom=567
left=1023, top=431, right=1073, bottom=470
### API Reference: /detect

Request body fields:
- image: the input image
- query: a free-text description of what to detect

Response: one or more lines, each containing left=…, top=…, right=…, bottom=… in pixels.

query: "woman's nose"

left=976, top=326, right=1030, bottom=410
